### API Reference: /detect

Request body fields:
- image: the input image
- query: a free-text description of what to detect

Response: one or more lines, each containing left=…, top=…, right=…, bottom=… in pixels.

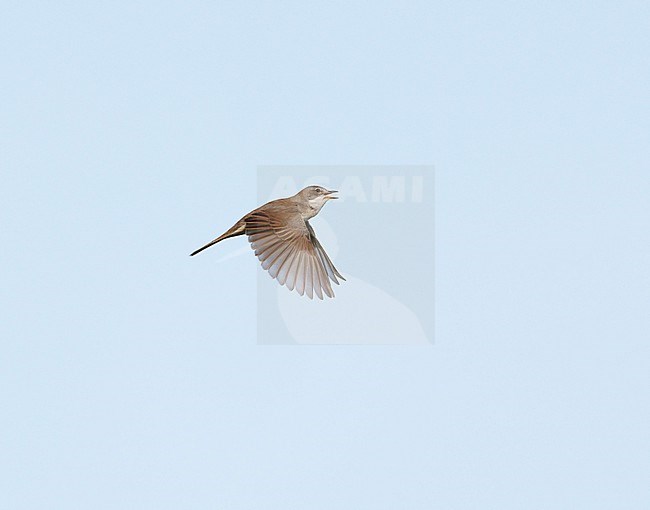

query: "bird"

left=191, top=185, right=345, bottom=299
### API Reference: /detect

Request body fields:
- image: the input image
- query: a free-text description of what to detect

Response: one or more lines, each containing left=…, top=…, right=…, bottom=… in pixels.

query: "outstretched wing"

left=245, top=210, right=344, bottom=299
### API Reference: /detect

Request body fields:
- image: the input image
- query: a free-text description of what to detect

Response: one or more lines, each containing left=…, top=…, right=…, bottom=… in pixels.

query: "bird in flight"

left=191, top=186, right=345, bottom=299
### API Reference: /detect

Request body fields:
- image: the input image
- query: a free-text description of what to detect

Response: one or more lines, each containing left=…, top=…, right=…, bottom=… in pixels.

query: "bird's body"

left=191, top=186, right=345, bottom=299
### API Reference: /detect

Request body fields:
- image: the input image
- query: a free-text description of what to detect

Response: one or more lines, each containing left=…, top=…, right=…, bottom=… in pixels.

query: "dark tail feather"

left=190, top=223, right=246, bottom=256
left=190, top=236, right=224, bottom=256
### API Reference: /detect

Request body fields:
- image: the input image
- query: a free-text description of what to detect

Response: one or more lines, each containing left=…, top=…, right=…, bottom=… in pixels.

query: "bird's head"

left=298, top=185, right=338, bottom=214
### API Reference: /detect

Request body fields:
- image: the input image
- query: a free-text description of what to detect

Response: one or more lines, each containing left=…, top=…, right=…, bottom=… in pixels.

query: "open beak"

left=324, top=189, right=339, bottom=200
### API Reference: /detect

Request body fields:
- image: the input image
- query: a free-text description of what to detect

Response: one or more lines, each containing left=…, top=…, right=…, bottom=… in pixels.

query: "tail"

left=190, top=221, right=246, bottom=256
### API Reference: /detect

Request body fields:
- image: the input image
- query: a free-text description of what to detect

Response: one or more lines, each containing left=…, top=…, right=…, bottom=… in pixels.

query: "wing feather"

left=304, top=256, right=314, bottom=299
left=244, top=210, right=343, bottom=298
left=275, top=247, right=295, bottom=285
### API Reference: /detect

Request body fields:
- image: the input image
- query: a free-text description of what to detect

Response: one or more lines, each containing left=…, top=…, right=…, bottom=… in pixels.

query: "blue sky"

left=2, top=2, right=649, bottom=508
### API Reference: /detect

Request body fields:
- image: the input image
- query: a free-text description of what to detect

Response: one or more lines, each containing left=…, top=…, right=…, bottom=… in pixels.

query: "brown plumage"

left=191, top=186, right=345, bottom=299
